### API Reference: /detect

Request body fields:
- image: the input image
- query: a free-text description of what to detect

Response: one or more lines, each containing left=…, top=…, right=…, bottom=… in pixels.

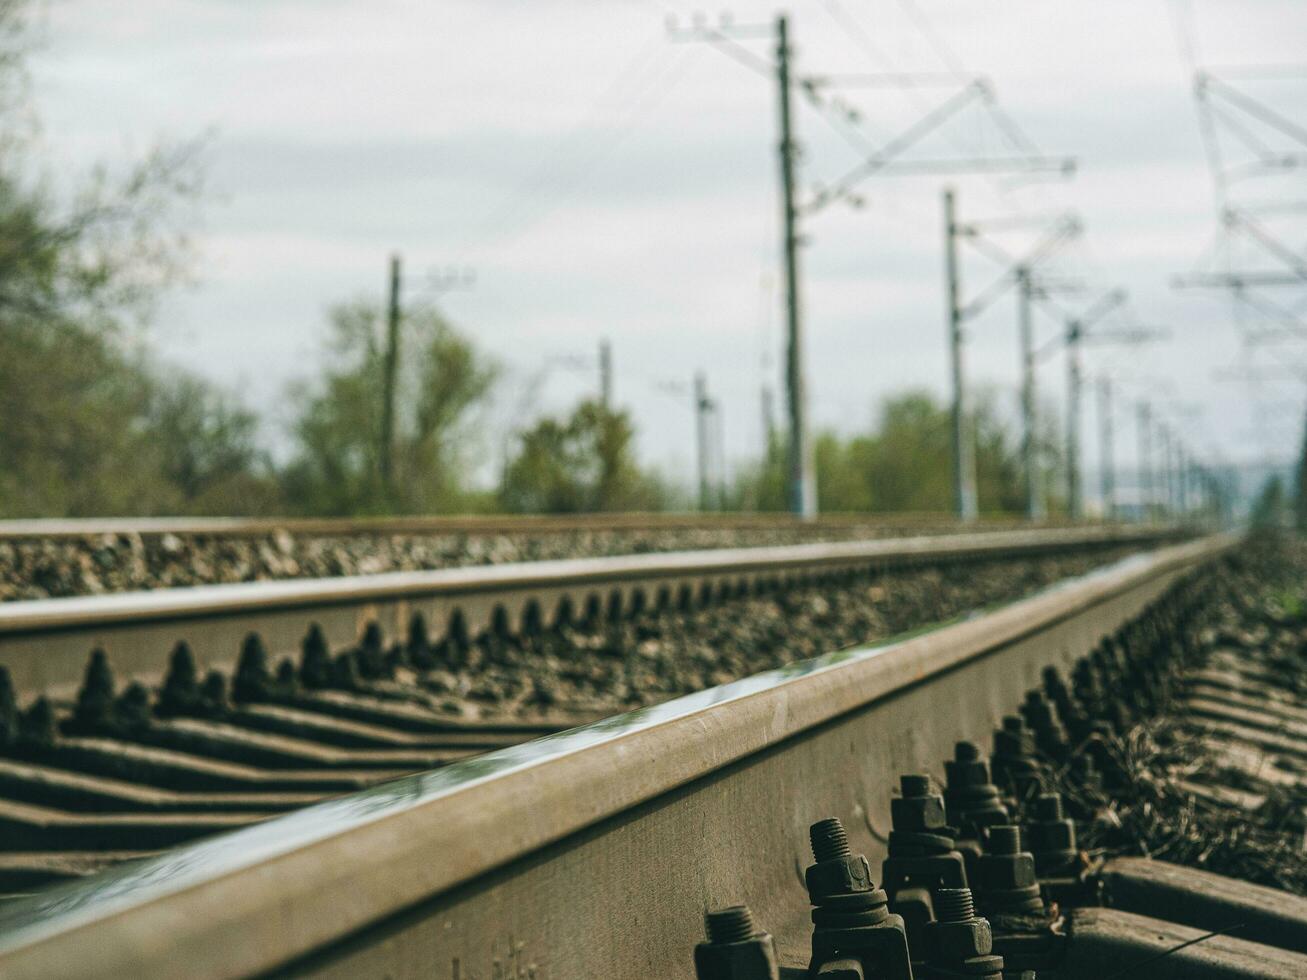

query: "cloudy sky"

left=29, top=0, right=1307, bottom=501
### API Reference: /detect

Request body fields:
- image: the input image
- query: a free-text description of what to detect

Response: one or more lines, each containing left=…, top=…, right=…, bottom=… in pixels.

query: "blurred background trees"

left=0, top=0, right=231, bottom=517
left=0, top=0, right=1052, bottom=521
left=729, top=390, right=1038, bottom=516
left=499, top=400, right=667, bottom=513
left=279, top=301, right=497, bottom=516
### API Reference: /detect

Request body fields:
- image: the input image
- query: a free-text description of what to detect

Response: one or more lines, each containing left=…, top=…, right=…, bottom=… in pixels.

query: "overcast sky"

left=29, top=0, right=1307, bottom=501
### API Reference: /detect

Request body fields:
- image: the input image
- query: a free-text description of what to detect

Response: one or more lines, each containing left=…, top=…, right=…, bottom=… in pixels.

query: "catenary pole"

left=1097, top=376, right=1115, bottom=520
left=1137, top=401, right=1153, bottom=522
left=776, top=15, right=815, bottom=518
left=943, top=188, right=978, bottom=520
left=1065, top=320, right=1083, bottom=519
left=380, top=253, right=402, bottom=498
left=599, top=339, right=613, bottom=409
left=1017, top=266, right=1043, bottom=520
left=695, top=372, right=711, bottom=512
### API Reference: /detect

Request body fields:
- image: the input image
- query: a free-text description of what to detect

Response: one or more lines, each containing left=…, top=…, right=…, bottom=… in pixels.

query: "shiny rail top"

left=0, top=533, right=1236, bottom=980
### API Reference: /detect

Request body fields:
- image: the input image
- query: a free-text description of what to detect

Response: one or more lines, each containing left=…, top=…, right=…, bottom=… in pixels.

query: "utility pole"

left=1161, top=428, right=1172, bottom=519
left=1173, top=436, right=1183, bottom=516
left=1166, top=433, right=1179, bottom=516
left=1065, top=319, right=1082, bottom=520
left=1163, top=428, right=1177, bottom=517
left=599, top=338, right=613, bottom=410
left=1181, top=449, right=1191, bottom=517
left=695, top=372, right=712, bottom=512
left=1296, top=400, right=1307, bottom=532
left=673, top=15, right=1073, bottom=519
left=380, top=253, right=402, bottom=498
left=1017, top=266, right=1043, bottom=521
left=776, top=15, right=815, bottom=519
left=1096, top=376, right=1114, bottom=520
left=1137, top=401, right=1153, bottom=522
left=944, top=188, right=978, bottom=521
left=946, top=205, right=1080, bottom=522
left=1058, top=288, right=1130, bottom=521
left=715, top=401, right=728, bottom=512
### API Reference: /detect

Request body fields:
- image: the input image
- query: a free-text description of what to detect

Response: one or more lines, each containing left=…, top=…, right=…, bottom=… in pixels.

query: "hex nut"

left=806, top=854, right=873, bottom=900
left=960, top=953, right=1006, bottom=975
left=814, top=958, right=864, bottom=979
left=1028, top=821, right=1074, bottom=853
left=978, top=853, right=1037, bottom=890
left=891, top=794, right=948, bottom=831
left=946, top=757, right=991, bottom=789
left=693, top=937, right=779, bottom=980
left=928, top=918, right=993, bottom=960
left=993, top=728, right=1032, bottom=759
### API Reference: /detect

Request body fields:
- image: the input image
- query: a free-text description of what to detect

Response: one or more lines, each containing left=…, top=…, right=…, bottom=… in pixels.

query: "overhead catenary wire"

left=466, top=34, right=697, bottom=249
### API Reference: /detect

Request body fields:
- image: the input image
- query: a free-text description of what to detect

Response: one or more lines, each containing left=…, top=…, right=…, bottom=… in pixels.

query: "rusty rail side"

left=0, top=533, right=1238, bottom=979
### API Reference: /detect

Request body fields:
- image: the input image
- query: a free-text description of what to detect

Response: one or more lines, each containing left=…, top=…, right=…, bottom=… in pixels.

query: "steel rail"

left=0, top=526, right=1182, bottom=696
left=0, top=512, right=1078, bottom=540
left=0, top=532, right=1235, bottom=979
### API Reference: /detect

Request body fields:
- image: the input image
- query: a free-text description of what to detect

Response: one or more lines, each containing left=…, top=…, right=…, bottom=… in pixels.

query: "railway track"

left=2, top=525, right=1295, bottom=978
left=0, top=525, right=1173, bottom=696
left=0, top=527, right=1165, bottom=894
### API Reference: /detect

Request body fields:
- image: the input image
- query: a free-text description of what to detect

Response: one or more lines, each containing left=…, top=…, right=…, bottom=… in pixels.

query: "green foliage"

left=0, top=315, right=276, bottom=516
left=974, top=389, right=1032, bottom=516
left=855, top=392, right=951, bottom=511
left=1296, top=416, right=1307, bottom=534
left=727, top=432, right=787, bottom=512
left=1252, top=475, right=1287, bottom=529
left=0, top=0, right=237, bottom=518
left=145, top=375, right=277, bottom=514
left=280, top=300, right=497, bottom=515
left=1, top=319, right=153, bottom=515
left=499, top=400, right=665, bottom=513
left=731, top=389, right=1031, bottom=515
left=816, top=431, right=875, bottom=512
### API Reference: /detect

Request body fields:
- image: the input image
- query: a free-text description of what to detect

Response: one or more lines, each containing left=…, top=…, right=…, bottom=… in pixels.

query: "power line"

left=815, top=0, right=1058, bottom=204
left=467, top=34, right=694, bottom=248
left=895, top=0, right=970, bottom=80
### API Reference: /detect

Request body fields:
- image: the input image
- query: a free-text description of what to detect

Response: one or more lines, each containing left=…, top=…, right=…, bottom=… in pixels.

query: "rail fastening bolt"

left=694, top=905, right=779, bottom=980
left=989, top=826, right=1021, bottom=856
left=705, top=906, right=758, bottom=945
left=922, top=887, right=1004, bottom=979
left=811, top=817, right=853, bottom=863
left=900, top=773, right=932, bottom=797
left=976, top=825, right=1044, bottom=918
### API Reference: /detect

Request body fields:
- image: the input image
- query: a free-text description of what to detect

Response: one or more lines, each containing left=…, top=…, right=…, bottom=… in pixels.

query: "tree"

left=727, top=388, right=1030, bottom=515
left=726, top=431, right=787, bottom=512
left=499, top=400, right=665, bottom=513
left=860, top=392, right=952, bottom=512
left=0, top=320, right=157, bottom=515
left=972, top=389, right=1027, bottom=516
left=145, top=375, right=278, bottom=514
left=1252, top=474, right=1286, bottom=530
left=0, top=0, right=236, bottom=518
left=816, top=431, right=875, bottom=512
left=281, top=300, right=497, bottom=515
left=1295, top=407, right=1307, bottom=534
left=0, top=316, right=275, bottom=516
